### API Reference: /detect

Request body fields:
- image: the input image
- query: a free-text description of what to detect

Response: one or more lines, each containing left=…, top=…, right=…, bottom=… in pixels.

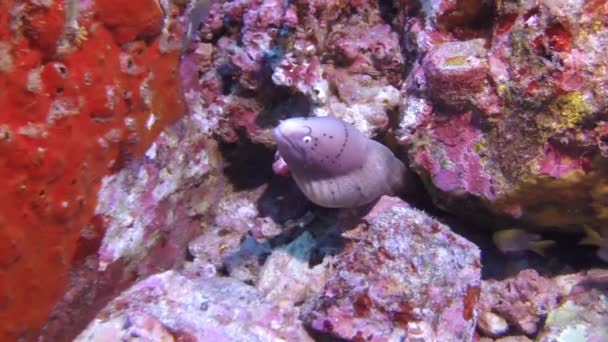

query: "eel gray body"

left=272, top=116, right=406, bottom=208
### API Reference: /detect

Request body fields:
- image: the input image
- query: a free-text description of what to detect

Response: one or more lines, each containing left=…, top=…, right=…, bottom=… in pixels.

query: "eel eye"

left=302, top=136, right=312, bottom=143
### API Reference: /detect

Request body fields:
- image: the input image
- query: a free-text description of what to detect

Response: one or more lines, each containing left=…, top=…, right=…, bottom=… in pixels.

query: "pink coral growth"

left=412, top=111, right=495, bottom=200
left=539, top=143, right=592, bottom=178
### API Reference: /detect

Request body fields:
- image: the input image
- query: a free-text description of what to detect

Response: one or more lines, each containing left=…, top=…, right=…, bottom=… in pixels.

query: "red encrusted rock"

left=302, top=196, right=481, bottom=341
left=95, top=0, right=164, bottom=44
left=0, top=0, right=185, bottom=339
left=23, top=1, right=66, bottom=57
left=428, top=0, right=486, bottom=29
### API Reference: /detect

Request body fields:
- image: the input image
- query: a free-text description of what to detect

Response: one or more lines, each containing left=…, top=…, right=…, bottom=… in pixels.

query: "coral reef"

left=398, top=0, right=608, bottom=231
left=1, top=0, right=607, bottom=340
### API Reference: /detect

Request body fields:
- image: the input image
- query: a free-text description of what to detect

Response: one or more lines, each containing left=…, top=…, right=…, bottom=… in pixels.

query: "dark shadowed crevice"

left=303, top=326, right=353, bottom=342
left=467, top=0, right=497, bottom=31
left=257, top=176, right=312, bottom=223
left=422, top=195, right=608, bottom=281
left=217, top=62, right=239, bottom=95
left=185, top=247, right=196, bottom=262
left=378, top=0, right=399, bottom=26
left=218, top=131, right=275, bottom=190
left=255, top=87, right=313, bottom=128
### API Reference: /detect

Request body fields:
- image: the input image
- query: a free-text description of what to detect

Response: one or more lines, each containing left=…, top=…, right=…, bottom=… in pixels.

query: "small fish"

left=272, top=116, right=406, bottom=208
left=492, top=229, right=556, bottom=257
left=181, top=0, right=211, bottom=55
left=579, top=226, right=608, bottom=247
left=579, top=226, right=608, bottom=263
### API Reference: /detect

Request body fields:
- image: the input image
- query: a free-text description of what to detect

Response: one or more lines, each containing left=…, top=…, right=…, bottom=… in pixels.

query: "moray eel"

left=273, top=116, right=407, bottom=208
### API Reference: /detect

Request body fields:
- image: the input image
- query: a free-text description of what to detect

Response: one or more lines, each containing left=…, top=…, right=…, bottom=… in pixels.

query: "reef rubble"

left=76, top=196, right=482, bottom=341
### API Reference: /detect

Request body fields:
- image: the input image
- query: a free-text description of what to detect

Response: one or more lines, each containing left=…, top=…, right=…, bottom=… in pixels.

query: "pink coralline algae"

left=306, top=6, right=404, bottom=136
left=75, top=270, right=313, bottom=341
left=538, top=270, right=608, bottom=342
left=398, top=0, right=608, bottom=232
left=181, top=0, right=405, bottom=143
left=478, top=268, right=608, bottom=339
left=479, top=269, right=560, bottom=336
left=325, top=22, right=403, bottom=82
left=410, top=111, right=496, bottom=201
left=302, top=196, right=481, bottom=341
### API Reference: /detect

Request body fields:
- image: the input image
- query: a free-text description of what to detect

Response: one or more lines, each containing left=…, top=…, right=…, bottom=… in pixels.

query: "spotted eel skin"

left=273, top=116, right=406, bottom=208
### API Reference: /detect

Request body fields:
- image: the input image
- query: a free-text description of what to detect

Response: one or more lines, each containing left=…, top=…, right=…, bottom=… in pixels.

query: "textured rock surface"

left=180, top=0, right=405, bottom=144
left=537, top=287, right=608, bottom=342
left=3, top=0, right=608, bottom=340
left=302, top=196, right=482, bottom=341
left=40, top=107, right=225, bottom=341
left=479, top=269, right=560, bottom=336
left=477, top=311, right=509, bottom=337
left=257, top=232, right=330, bottom=303
left=399, top=0, right=608, bottom=232
left=478, top=268, right=608, bottom=339
left=75, top=270, right=313, bottom=341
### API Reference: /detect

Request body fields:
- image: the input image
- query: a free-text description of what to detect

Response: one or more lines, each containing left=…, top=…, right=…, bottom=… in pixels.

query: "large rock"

left=301, top=196, right=481, bottom=341
left=41, top=108, right=225, bottom=341
left=257, top=232, right=330, bottom=304
left=399, top=0, right=608, bottom=232
left=75, top=270, right=313, bottom=341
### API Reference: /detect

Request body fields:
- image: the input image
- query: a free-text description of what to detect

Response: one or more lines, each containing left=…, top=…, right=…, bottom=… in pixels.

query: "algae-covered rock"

left=399, top=0, right=608, bottom=233
left=537, top=288, right=608, bottom=342
left=75, top=271, right=313, bottom=341
left=302, top=196, right=481, bottom=341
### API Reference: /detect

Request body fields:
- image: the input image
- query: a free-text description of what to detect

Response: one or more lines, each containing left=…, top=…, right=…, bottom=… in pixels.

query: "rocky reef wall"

left=1, top=0, right=607, bottom=341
